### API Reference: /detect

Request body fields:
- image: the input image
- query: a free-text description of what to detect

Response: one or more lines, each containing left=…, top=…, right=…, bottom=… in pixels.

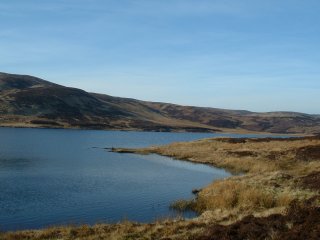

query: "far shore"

left=0, top=124, right=309, bottom=137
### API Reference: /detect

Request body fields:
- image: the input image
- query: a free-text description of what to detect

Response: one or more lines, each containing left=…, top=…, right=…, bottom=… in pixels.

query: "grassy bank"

left=2, top=136, right=320, bottom=240
left=112, top=136, right=320, bottom=223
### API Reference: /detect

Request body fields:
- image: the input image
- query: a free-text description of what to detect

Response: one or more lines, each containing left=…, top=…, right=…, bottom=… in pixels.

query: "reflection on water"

left=0, top=158, right=39, bottom=170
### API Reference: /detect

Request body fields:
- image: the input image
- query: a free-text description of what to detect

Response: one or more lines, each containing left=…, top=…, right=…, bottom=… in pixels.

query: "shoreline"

left=109, top=135, right=319, bottom=172
left=0, top=124, right=308, bottom=137
left=1, top=135, right=320, bottom=239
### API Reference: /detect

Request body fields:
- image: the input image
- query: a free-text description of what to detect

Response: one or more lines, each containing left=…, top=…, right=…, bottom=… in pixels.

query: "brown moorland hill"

left=1, top=72, right=320, bottom=134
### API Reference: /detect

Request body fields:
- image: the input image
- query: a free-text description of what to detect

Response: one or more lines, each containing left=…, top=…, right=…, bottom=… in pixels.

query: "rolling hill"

left=0, top=72, right=319, bottom=134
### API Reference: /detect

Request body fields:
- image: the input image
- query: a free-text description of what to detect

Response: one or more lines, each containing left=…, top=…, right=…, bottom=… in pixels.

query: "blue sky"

left=0, top=0, right=319, bottom=114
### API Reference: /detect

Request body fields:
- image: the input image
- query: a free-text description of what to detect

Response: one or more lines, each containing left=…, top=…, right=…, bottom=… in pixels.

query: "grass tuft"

left=170, top=199, right=197, bottom=212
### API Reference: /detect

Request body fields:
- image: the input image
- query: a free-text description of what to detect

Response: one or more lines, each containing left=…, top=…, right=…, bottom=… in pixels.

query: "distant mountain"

left=1, top=72, right=319, bottom=134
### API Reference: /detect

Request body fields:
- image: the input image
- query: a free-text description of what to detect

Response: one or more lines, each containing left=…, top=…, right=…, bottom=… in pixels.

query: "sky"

left=0, top=0, right=319, bottom=114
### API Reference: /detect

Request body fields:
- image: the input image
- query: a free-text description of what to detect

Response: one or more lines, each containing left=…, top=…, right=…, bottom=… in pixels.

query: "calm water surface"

left=0, top=128, right=280, bottom=231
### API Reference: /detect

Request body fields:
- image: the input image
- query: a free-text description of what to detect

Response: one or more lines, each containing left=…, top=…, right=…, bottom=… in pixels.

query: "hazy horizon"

left=1, top=1, right=319, bottom=114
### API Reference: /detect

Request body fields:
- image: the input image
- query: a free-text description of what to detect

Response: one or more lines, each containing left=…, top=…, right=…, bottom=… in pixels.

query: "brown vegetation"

left=194, top=198, right=320, bottom=240
left=1, top=219, right=208, bottom=240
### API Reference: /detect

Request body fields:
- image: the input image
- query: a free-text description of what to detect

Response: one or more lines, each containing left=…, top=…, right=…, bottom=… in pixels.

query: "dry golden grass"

left=1, top=219, right=208, bottom=240
left=195, top=178, right=297, bottom=213
left=124, top=136, right=320, bottom=174
left=197, top=180, right=274, bottom=210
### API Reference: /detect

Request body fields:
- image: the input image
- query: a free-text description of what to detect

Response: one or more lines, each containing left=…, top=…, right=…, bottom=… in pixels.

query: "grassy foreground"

left=2, top=136, right=320, bottom=240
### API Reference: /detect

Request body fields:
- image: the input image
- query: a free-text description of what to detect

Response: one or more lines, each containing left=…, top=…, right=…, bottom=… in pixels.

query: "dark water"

left=0, top=128, right=282, bottom=231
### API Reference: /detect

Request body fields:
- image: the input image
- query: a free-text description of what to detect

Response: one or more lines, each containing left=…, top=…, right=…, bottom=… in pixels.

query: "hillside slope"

left=0, top=72, right=319, bottom=134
